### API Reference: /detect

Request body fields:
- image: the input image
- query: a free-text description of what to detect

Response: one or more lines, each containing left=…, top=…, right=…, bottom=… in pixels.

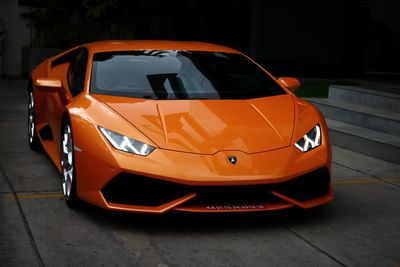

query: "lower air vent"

left=101, top=167, right=331, bottom=207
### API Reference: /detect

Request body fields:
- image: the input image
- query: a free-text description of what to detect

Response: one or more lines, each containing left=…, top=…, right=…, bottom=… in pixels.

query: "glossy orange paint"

left=35, top=77, right=62, bottom=91
left=30, top=40, right=333, bottom=213
left=92, top=94, right=295, bottom=154
left=278, top=77, right=301, bottom=92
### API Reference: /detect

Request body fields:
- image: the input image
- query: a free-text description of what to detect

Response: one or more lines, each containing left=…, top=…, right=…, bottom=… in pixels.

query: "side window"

left=68, top=48, right=88, bottom=96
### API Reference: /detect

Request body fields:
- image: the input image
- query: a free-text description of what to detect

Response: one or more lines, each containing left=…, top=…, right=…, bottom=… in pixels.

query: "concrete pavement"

left=0, top=79, right=399, bottom=266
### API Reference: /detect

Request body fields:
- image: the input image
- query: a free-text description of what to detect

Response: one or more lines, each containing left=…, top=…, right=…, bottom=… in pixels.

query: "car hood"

left=93, top=94, right=295, bottom=154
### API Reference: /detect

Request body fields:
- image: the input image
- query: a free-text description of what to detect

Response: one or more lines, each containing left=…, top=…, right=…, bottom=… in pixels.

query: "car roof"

left=81, top=40, right=240, bottom=54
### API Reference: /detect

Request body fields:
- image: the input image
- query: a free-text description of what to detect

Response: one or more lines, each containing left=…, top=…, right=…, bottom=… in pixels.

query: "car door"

left=46, top=48, right=88, bottom=158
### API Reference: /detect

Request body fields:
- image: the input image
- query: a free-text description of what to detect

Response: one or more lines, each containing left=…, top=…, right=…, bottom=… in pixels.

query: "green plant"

left=295, top=79, right=330, bottom=98
left=20, top=0, right=250, bottom=49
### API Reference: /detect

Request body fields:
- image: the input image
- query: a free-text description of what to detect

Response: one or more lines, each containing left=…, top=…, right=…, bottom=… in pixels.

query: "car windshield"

left=90, top=50, right=285, bottom=100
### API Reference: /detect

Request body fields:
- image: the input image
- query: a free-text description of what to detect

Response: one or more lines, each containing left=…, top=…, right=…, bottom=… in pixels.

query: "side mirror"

left=278, top=77, right=301, bottom=92
left=34, top=77, right=62, bottom=92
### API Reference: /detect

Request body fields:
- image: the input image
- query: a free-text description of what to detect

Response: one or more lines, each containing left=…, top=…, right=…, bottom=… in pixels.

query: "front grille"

left=101, top=167, right=330, bottom=207
left=275, top=167, right=330, bottom=201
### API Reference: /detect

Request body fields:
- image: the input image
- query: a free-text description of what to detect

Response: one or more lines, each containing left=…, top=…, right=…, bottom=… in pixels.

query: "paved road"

left=1, top=79, right=399, bottom=267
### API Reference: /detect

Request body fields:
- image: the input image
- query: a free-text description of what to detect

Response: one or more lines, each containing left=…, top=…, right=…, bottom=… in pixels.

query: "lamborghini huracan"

left=28, top=40, right=333, bottom=213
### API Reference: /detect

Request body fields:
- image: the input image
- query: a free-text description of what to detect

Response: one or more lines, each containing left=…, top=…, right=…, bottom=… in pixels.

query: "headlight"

left=99, top=126, right=155, bottom=156
left=294, top=124, right=321, bottom=152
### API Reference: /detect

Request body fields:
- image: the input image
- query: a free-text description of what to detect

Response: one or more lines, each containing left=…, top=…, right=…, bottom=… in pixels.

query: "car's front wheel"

left=28, top=91, right=41, bottom=151
left=61, top=120, right=80, bottom=208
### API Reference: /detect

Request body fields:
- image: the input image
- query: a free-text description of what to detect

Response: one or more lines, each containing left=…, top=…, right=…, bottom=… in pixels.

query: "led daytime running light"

left=294, top=124, right=321, bottom=152
left=99, top=126, right=155, bottom=156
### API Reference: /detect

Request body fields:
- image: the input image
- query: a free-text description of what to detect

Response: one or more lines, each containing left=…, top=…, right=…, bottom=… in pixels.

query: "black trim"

left=101, top=168, right=331, bottom=207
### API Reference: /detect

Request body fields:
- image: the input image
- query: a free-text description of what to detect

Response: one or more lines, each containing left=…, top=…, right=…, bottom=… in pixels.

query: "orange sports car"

left=29, top=40, right=333, bottom=213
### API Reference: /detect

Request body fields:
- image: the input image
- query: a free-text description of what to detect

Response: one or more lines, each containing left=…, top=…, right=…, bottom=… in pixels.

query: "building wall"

left=249, top=0, right=400, bottom=77
left=249, top=0, right=347, bottom=77
left=0, top=0, right=30, bottom=77
left=366, top=0, right=400, bottom=73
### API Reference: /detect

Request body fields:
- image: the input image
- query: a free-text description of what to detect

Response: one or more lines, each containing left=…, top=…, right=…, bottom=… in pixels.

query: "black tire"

left=60, top=120, right=80, bottom=208
left=28, top=90, right=42, bottom=151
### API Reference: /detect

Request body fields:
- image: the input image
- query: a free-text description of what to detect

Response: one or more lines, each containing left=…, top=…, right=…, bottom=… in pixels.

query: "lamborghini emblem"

left=228, top=156, right=237, bottom=164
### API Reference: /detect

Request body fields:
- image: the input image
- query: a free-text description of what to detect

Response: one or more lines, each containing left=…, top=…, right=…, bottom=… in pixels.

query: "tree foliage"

left=21, top=0, right=251, bottom=51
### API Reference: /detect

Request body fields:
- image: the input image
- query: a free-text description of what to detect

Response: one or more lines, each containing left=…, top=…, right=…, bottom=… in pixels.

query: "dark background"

left=3, top=0, right=400, bottom=81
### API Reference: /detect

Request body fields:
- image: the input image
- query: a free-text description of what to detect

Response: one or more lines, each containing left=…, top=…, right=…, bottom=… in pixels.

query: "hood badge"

left=228, top=156, right=237, bottom=165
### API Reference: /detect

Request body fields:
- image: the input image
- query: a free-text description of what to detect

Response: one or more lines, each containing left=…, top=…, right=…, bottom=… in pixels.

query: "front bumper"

left=68, top=106, right=333, bottom=213
left=100, top=167, right=332, bottom=213
left=73, top=133, right=332, bottom=212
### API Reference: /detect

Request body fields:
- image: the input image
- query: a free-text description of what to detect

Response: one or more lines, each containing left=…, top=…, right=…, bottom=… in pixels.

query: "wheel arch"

left=61, top=109, right=71, bottom=129
left=27, top=79, right=33, bottom=92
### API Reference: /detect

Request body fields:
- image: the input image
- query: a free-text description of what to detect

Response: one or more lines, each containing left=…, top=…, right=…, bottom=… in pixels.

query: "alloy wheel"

left=28, top=92, right=35, bottom=144
left=61, top=124, right=74, bottom=197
